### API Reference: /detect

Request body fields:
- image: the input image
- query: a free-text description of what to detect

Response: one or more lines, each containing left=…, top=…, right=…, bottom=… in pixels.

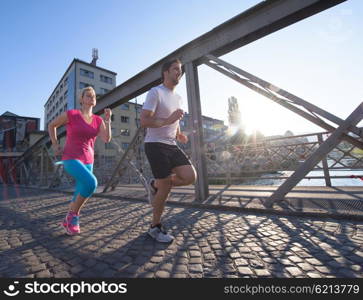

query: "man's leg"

left=151, top=165, right=196, bottom=225
left=170, top=164, right=197, bottom=187
left=152, top=177, right=172, bottom=226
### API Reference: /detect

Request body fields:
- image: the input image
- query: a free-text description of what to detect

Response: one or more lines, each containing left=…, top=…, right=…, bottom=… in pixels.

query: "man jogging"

left=140, top=58, right=197, bottom=243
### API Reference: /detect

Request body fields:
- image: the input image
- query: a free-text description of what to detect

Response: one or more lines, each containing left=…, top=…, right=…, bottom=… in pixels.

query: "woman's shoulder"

left=67, top=109, right=79, bottom=116
left=94, top=114, right=103, bottom=123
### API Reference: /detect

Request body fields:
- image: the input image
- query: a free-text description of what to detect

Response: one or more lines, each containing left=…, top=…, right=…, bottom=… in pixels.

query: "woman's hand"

left=52, top=143, right=63, bottom=158
left=104, top=108, right=112, bottom=122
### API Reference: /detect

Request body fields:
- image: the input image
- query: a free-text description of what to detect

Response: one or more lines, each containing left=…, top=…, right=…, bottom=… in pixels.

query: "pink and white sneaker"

left=62, top=211, right=80, bottom=235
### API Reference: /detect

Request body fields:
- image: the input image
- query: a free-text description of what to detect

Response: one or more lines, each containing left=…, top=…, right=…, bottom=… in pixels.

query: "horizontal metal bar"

left=209, top=175, right=363, bottom=180
left=94, top=0, right=346, bottom=113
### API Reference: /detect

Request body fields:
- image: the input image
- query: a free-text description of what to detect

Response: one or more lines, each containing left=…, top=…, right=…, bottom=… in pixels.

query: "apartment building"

left=43, top=52, right=117, bottom=129
left=94, top=101, right=142, bottom=166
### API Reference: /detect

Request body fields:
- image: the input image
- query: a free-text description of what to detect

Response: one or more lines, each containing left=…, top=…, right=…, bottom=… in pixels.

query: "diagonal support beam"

left=204, top=55, right=363, bottom=149
left=205, top=55, right=363, bottom=139
left=103, top=127, right=146, bottom=193
left=265, top=102, right=363, bottom=207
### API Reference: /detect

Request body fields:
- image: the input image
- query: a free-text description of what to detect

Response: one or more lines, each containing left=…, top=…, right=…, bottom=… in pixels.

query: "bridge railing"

left=2, top=126, right=362, bottom=191
left=202, top=131, right=363, bottom=186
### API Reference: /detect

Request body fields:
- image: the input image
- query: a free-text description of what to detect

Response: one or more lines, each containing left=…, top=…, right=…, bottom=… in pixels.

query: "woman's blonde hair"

left=79, top=86, right=96, bottom=106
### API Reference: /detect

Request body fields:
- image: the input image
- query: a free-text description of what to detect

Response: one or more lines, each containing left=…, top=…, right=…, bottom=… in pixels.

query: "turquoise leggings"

left=61, top=160, right=98, bottom=202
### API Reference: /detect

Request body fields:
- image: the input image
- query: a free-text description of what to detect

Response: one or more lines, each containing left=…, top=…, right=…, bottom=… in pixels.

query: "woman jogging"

left=48, top=86, right=112, bottom=235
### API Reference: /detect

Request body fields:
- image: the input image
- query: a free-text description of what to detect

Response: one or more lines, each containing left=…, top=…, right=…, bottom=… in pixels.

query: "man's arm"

left=140, top=109, right=184, bottom=128
left=176, top=124, right=188, bottom=144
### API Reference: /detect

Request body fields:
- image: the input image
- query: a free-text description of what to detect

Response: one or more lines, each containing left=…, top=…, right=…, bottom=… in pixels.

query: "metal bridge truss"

left=4, top=0, right=361, bottom=209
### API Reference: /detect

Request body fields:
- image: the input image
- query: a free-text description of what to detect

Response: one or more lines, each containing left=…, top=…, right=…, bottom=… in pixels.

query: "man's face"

left=165, top=62, right=182, bottom=85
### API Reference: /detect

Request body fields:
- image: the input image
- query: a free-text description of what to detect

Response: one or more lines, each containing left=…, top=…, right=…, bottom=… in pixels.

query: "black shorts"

left=144, top=142, right=191, bottom=179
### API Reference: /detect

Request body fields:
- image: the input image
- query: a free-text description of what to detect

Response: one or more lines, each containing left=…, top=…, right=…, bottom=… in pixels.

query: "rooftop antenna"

left=91, top=48, right=98, bottom=65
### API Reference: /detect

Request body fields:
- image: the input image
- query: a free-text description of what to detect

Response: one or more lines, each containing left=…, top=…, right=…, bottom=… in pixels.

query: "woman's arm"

left=98, top=108, right=112, bottom=143
left=47, top=112, right=68, bottom=156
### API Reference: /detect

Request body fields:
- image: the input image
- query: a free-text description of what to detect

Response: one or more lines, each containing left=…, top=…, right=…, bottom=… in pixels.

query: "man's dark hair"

left=161, top=58, right=183, bottom=80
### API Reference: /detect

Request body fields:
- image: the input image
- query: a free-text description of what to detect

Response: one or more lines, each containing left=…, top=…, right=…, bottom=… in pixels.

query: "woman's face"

left=81, top=91, right=96, bottom=107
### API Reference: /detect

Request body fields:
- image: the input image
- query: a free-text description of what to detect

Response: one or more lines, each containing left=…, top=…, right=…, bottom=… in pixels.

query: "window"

left=111, top=115, right=114, bottom=121
left=100, top=74, right=113, bottom=84
left=64, top=76, right=68, bottom=85
left=79, top=82, right=94, bottom=89
left=120, top=129, right=130, bottom=136
left=121, top=116, right=129, bottom=123
left=135, top=106, right=142, bottom=114
left=100, top=88, right=109, bottom=94
left=64, top=90, right=68, bottom=99
left=121, top=143, right=129, bottom=150
left=121, top=103, right=129, bottom=110
left=105, top=143, right=114, bottom=149
left=80, top=68, right=94, bottom=79
left=105, top=156, right=115, bottom=165
left=63, top=104, right=67, bottom=111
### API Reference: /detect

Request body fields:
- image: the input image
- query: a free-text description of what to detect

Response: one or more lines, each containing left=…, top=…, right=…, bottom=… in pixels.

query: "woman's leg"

left=61, top=160, right=97, bottom=234
left=67, top=163, right=96, bottom=214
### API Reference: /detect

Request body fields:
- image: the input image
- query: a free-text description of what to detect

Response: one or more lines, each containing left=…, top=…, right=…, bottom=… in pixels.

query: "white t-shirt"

left=142, top=84, right=183, bottom=145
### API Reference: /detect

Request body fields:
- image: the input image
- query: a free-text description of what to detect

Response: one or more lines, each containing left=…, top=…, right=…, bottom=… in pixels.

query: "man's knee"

left=185, top=172, right=196, bottom=185
left=180, top=168, right=197, bottom=185
left=156, top=178, right=172, bottom=191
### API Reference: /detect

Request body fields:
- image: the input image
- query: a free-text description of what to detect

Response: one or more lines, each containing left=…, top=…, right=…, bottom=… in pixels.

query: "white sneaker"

left=147, top=178, right=157, bottom=205
left=148, top=224, right=174, bottom=243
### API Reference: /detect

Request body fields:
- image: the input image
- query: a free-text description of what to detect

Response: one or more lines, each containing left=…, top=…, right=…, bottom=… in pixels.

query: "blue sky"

left=0, top=0, right=362, bottom=136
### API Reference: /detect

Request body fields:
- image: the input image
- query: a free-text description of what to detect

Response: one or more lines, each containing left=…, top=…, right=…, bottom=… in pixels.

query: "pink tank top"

left=62, top=110, right=103, bottom=164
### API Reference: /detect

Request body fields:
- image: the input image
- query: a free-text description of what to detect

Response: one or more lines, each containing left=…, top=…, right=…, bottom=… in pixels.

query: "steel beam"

left=204, top=55, right=363, bottom=139
left=318, top=133, right=331, bottom=187
left=265, top=102, right=363, bottom=207
left=94, top=0, right=346, bottom=113
left=103, top=127, right=145, bottom=192
left=185, top=62, right=209, bottom=201
left=203, top=55, right=363, bottom=149
left=15, top=0, right=346, bottom=159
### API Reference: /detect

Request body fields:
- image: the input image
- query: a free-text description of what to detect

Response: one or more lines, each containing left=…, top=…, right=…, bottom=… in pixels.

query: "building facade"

left=180, top=113, right=227, bottom=143
left=0, top=111, right=40, bottom=153
left=43, top=58, right=117, bottom=129
left=94, top=101, right=142, bottom=167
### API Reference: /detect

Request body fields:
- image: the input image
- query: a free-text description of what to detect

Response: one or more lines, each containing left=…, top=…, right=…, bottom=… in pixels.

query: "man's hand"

left=165, top=109, right=184, bottom=125
left=177, top=132, right=188, bottom=144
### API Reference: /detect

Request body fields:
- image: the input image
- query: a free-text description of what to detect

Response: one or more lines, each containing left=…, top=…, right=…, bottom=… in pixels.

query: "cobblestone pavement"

left=1, top=186, right=363, bottom=278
